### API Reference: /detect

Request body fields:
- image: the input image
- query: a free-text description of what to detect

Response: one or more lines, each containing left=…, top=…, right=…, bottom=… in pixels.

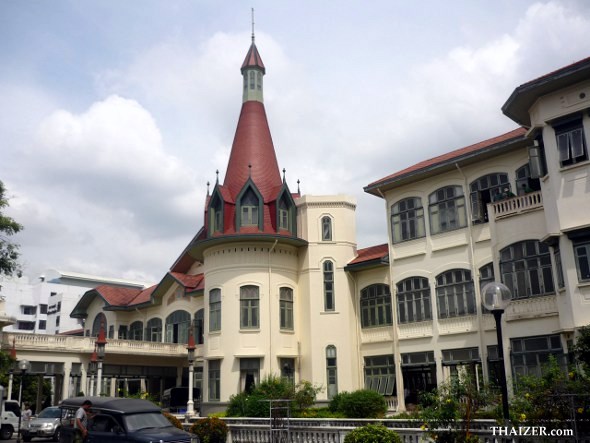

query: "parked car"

left=58, top=396, right=197, bottom=443
left=21, top=406, right=61, bottom=442
left=0, top=399, right=21, bottom=440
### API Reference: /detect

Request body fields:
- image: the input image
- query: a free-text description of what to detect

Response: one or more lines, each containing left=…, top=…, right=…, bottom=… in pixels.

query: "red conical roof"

left=223, top=101, right=282, bottom=201
left=241, top=42, right=266, bottom=74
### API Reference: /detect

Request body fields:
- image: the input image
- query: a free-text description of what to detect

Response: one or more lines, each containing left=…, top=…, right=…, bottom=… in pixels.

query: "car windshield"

left=123, top=412, right=171, bottom=432
left=38, top=408, right=61, bottom=418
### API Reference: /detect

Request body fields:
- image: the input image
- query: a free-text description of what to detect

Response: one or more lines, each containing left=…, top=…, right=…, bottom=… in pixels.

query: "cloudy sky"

left=1, top=0, right=589, bottom=284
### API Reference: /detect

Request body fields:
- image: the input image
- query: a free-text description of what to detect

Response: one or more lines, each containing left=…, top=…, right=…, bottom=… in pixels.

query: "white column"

left=7, top=372, right=13, bottom=400
left=96, top=361, right=103, bottom=396
left=187, top=363, right=195, bottom=416
left=62, top=363, right=71, bottom=401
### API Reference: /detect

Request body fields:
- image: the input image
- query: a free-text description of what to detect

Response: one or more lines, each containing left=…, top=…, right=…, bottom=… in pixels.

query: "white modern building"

left=2, top=38, right=589, bottom=416
left=0, top=270, right=146, bottom=335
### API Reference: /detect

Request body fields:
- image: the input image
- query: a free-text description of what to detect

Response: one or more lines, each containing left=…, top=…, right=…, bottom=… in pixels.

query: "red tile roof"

left=365, top=127, right=527, bottom=193
left=170, top=272, right=204, bottom=291
left=93, top=284, right=156, bottom=307
left=241, top=42, right=265, bottom=74
left=223, top=101, right=282, bottom=201
left=348, top=244, right=389, bottom=265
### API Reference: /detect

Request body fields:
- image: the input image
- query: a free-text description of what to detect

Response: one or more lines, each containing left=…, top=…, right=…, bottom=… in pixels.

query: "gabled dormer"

left=235, top=179, right=264, bottom=231
left=276, top=184, right=297, bottom=235
left=207, top=186, right=225, bottom=236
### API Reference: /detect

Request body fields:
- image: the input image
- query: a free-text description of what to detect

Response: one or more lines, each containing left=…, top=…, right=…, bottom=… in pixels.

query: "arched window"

left=479, top=263, right=495, bottom=292
left=500, top=240, right=554, bottom=299
left=165, top=310, right=191, bottom=344
left=91, top=313, right=107, bottom=337
left=396, top=277, right=431, bottom=323
left=209, top=288, right=221, bottom=332
left=322, top=216, right=332, bottom=241
left=470, top=173, right=509, bottom=223
left=194, top=309, right=204, bottom=345
left=360, top=284, right=392, bottom=328
left=240, top=188, right=259, bottom=226
left=436, top=269, right=475, bottom=318
left=326, top=346, right=338, bottom=399
left=240, top=285, right=259, bottom=329
left=129, top=321, right=143, bottom=341
left=391, top=197, right=425, bottom=243
left=323, top=260, right=335, bottom=311
left=145, top=318, right=162, bottom=342
left=429, top=186, right=467, bottom=234
left=279, top=287, right=294, bottom=330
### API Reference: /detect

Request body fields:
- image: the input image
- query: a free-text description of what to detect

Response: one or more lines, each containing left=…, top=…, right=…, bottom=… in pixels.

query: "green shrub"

left=337, top=390, right=387, bottom=418
left=162, top=411, right=183, bottom=430
left=344, top=424, right=401, bottom=443
left=190, top=417, right=228, bottom=443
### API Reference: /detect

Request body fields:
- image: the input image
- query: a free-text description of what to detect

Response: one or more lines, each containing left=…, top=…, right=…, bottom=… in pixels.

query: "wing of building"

left=2, top=39, right=589, bottom=415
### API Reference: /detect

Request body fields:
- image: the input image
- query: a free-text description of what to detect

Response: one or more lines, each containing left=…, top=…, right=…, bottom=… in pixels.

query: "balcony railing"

left=490, top=190, right=543, bottom=220
left=1, top=332, right=196, bottom=358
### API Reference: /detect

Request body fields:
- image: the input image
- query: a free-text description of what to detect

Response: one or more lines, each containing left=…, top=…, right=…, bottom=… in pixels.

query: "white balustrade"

left=491, top=191, right=543, bottom=220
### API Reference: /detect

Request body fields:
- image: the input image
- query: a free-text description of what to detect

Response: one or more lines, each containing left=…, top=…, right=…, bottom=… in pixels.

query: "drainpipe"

left=377, top=188, right=404, bottom=412
left=455, top=163, right=489, bottom=380
left=268, top=239, right=278, bottom=375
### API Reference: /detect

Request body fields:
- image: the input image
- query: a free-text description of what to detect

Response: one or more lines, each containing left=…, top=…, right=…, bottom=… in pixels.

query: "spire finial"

left=207, top=181, right=210, bottom=196
left=282, top=168, right=286, bottom=183
left=248, top=163, right=252, bottom=177
left=216, top=169, right=219, bottom=184
left=251, top=8, right=255, bottom=43
left=297, top=179, right=301, bottom=194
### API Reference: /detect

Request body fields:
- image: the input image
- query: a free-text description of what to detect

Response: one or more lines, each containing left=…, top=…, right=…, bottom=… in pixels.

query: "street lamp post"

left=186, top=328, right=196, bottom=417
left=482, top=282, right=512, bottom=423
left=88, top=346, right=98, bottom=396
left=16, top=359, right=31, bottom=443
left=95, top=321, right=107, bottom=396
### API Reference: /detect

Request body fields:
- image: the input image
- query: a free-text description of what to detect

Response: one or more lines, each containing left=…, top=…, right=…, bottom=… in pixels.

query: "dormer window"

left=241, top=188, right=259, bottom=226
left=208, top=192, right=223, bottom=235
left=279, top=199, right=289, bottom=230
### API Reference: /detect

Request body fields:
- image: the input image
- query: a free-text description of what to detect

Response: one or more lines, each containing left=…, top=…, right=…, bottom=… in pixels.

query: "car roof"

left=59, top=397, right=161, bottom=414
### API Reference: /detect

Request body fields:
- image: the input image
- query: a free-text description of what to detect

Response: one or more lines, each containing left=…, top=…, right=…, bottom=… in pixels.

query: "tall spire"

left=224, top=31, right=281, bottom=202
left=241, top=9, right=265, bottom=103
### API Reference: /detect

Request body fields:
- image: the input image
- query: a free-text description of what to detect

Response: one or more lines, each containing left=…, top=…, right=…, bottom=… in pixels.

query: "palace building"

left=2, top=37, right=589, bottom=415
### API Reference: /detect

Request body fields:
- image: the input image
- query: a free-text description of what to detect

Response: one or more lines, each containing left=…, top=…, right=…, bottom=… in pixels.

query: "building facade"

left=2, top=40, right=589, bottom=416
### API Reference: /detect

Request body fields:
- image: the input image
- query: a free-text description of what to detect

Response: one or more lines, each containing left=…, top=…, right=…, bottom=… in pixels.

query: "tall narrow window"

left=129, top=321, right=143, bottom=340
left=91, top=313, right=107, bottom=337
left=278, top=197, right=290, bottom=230
left=279, top=287, right=294, bottom=330
left=209, top=289, right=222, bottom=332
left=429, top=186, right=467, bottom=234
left=240, top=188, right=259, bottom=226
left=553, top=246, right=565, bottom=288
left=391, top=197, right=425, bottom=243
left=479, top=263, right=495, bottom=292
left=208, top=360, right=221, bottom=401
left=326, top=346, right=338, bottom=399
left=240, top=285, right=259, bottom=329
left=360, top=284, right=393, bottom=328
left=396, top=277, right=431, bottom=323
left=240, top=358, right=260, bottom=393
left=554, top=116, right=588, bottom=167
left=209, top=194, right=223, bottom=234
left=323, top=261, right=335, bottom=311
left=574, top=240, right=590, bottom=283
left=470, top=173, right=509, bottom=223
left=500, top=240, right=554, bottom=299
left=436, top=269, right=476, bottom=319
left=249, top=71, right=255, bottom=90
left=194, top=309, right=204, bottom=345
left=322, top=216, right=332, bottom=241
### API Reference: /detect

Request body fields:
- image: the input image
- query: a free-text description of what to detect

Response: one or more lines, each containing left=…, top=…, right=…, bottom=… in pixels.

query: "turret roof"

left=241, top=42, right=266, bottom=74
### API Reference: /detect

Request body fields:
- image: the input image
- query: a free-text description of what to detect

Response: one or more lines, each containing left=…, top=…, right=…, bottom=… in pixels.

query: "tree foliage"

left=328, top=390, right=388, bottom=418
left=0, top=180, right=23, bottom=277
left=573, top=324, right=590, bottom=371
left=344, top=424, right=401, bottom=443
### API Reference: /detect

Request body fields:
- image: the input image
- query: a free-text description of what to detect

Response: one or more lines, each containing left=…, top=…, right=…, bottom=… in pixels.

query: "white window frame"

left=391, top=197, right=425, bottom=243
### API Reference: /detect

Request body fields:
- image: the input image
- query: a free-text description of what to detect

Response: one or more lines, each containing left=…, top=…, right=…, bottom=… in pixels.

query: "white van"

left=0, top=399, right=21, bottom=440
